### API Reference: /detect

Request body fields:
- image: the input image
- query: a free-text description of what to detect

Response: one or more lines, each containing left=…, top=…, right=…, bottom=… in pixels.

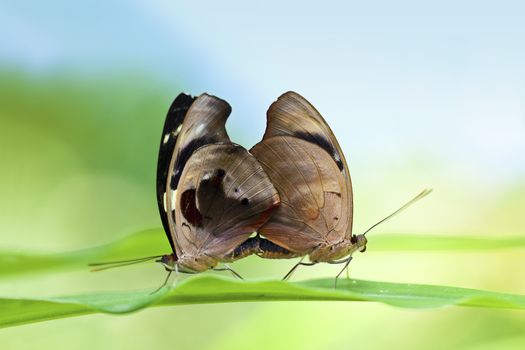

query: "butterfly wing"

left=157, top=93, right=196, bottom=251
left=169, top=93, right=232, bottom=191
left=263, top=91, right=351, bottom=179
left=251, top=136, right=349, bottom=254
left=171, top=143, right=280, bottom=261
left=251, top=91, right=353, bottom=254
left=158, top=93, right=231, bottom=252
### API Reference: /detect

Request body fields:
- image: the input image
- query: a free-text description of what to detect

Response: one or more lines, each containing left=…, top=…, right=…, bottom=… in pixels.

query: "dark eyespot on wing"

left=293, top=131, right=344, bottom=171
left=195, top=168, right=228, bottom=224
left=180, top=189, right=203, bottom=227
left=241, top=198, right=250, bottom=206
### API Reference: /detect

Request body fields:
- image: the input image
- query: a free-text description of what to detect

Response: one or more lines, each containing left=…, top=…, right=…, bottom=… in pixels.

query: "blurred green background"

left=1, top=1, right=524, bottom=349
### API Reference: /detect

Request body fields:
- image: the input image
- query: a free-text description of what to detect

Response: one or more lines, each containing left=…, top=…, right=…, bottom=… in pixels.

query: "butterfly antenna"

left=89, top=255, right=164, bottom=272
left=362, top=188, right=432, bottom=236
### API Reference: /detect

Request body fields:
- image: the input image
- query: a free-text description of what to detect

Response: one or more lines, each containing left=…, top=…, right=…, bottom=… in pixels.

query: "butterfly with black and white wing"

left=90, top=93, right=279, bottom=280
left=157, top=93, right=280, bottom=273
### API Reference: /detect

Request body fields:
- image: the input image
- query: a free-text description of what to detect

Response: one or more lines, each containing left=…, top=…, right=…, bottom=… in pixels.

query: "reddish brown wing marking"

left=173, top=143, right=280, bottom=260
left=180, top=189, right=203, bottom=227
left=251, top=136, right=348, bottom=254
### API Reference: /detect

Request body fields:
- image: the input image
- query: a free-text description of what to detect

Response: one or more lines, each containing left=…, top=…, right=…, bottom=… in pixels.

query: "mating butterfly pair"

left=155, top=91, right=412, bottom=281
left=91, top=92, right=429, bottom=283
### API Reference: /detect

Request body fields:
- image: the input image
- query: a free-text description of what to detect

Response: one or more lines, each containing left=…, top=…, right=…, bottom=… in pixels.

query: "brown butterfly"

left=251, top=91, right=431, bottom=282
left=91, top=93, right=280, bottom=282
left=156, top=93, right=282, bottom=276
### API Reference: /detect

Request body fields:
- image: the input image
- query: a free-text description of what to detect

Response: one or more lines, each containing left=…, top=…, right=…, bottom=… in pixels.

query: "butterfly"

left=251, top=91, right=431, bottom=282
left=154, top=93, right=281, bottom=275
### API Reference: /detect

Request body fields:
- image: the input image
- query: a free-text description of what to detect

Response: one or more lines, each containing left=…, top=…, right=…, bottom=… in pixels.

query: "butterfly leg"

left=151, top=263, right=181, bottom=294
left=213, top=264, right=244, bottom=280
left=282, top=257, right=317, bottom=281
left=328, top=256, right=353, bottom=289
left=151, top=270, right=173, bottom=295
left=151, top=263, right=198, bottom=294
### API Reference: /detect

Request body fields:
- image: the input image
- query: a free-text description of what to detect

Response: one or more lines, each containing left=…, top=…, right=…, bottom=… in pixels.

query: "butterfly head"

left=158, top=253, right=218, bottom=273
left=157, top=253, right=178, bottom=271
left=352, top=234, right=368, bottom=253
left=309, top=236, right=367, bottom=262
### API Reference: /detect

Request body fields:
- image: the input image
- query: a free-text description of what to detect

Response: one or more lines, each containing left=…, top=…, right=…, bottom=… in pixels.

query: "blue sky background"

left=2, top=0, right=524, bottom=190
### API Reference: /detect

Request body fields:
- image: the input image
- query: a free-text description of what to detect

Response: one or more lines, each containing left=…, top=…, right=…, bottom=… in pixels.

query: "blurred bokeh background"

left=1, top=1, right=524, bottom=349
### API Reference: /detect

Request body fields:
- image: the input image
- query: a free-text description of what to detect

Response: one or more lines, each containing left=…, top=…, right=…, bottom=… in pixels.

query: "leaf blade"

left=2, top=276, right=525, bottom=329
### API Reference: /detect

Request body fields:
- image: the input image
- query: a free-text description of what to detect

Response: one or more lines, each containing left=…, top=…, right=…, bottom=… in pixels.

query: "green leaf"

left=0, top=229, right=166, bottom=277
left=2, top=275, right=525, bottom=329
left=2, top=229, right=525, bottom=277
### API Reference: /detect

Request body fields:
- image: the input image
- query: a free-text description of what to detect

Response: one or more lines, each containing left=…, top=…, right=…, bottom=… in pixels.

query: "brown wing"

left=264, top=92, right=349, bottom=174
left=168, top=93, right=232, bottom=191
left=169, top=143, right=280, bottom=259
left=251, top=136, right=348, bottom=254
left=160, top=93, right=232, bottom=252
left=259, top=91, right=353, bottom=239
left=250, top=91, right=353, bottom=254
